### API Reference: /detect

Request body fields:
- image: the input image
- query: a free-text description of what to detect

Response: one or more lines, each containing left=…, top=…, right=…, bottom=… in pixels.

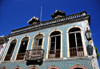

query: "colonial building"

left=0, top=10, right=99, bottom=69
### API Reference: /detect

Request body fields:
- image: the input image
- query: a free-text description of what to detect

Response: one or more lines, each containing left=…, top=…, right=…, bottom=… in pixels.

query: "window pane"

left=38, top=39, right=42, bottom=45
left=19, top=40, right=28, bottom=53
left=7, top=43, right=16, bottom=54
left=16, top=37, right=29, bottom=60
left=56, top=36, right=60, bottom=49
left=4, top=40, right=16, bottom=61
left=50, top=43, right=55, bottom=50
left=69, top=33, right=76, bottom=48
left=50, top=37, right=55, bottom=50
left=51, top=37, right=55, bottom=42
left=76, top=33, right=83, bottom=47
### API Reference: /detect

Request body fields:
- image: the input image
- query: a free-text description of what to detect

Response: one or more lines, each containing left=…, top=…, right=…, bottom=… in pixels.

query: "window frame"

left=67, top=26, right=87, bottom=57
left=46, top=29, right=62, bottom=59
left=31, top=32, right=45, bottom=50
left=3, top=39, right=18, bottom=61
left=14, top=35, right=30, bottom=61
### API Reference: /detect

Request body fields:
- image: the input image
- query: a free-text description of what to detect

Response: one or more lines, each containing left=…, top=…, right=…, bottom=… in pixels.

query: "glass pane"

left=76, top=33, right=83, bottom=47
left=19, top=40, right=28, bottom=53
left=50, top=43, right=55, bottom=50
left=56, top=36, right=60, bottom=49
left=86, top=33, right=89, bottom=39
left=7, top=43, right=16, bottom=54
left=51, top=37, right=55, bottom=42
left=69, top=33, right=76, bottom=48
left=38, top=39, right=43, bottom=45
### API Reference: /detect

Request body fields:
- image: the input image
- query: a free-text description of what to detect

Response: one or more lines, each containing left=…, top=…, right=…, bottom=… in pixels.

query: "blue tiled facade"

left=0, top=58, right=93, bottom=69
left=0, top=11, right=96, bottom=69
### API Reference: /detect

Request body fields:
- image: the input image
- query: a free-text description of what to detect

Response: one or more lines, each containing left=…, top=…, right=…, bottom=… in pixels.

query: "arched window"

left=16, top=37, right=29, bottom=60
left=33, top=34, right=43, bottom=49
left=47, top=65, right=60, bottom=69
left=4, top=39, right=17, bottom=61
left=48, top=31, right=61, bottom=58
left=1, top=66, right=8, bottom=69
left=69, top=28, right=84, bottom=57
left=28, top=65, right=39, bottom=69
left=13, top=66, right=22, bottom=69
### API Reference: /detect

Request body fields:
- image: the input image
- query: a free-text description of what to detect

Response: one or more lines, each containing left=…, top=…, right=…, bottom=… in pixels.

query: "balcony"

left=70, top=46, right=84, bottom=57
left=25, top=49, right=44, bottom=66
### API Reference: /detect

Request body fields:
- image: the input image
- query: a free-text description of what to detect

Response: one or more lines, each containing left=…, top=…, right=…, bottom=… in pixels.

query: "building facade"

left=0, top=10, right=99, bottom=69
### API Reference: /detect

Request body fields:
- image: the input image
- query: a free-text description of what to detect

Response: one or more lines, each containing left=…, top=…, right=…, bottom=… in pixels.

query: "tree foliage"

left=94, top=46, right=99, bottom=60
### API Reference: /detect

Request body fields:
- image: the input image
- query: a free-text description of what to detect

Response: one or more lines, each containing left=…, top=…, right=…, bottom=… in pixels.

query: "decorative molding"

left=9, top=14, right=90, bottom=37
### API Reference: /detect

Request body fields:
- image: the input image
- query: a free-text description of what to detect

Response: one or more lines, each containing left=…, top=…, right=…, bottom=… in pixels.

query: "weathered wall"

left=0, top=20, right=97, bottom=69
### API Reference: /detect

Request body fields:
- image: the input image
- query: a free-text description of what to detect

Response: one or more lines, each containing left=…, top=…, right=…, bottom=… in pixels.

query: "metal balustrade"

left=48, top=49, right=60, bottom=58
left=70, top=46, right=84, bottom=57
left=16, top=53, right=25, bottom=60
left=25, top=49, right=44, bottom=61
left=4, top=54, right=12, bottom=61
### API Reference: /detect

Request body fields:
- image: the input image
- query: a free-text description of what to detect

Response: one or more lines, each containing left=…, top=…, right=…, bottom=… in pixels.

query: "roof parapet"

left=28, top=16, right=40, bottom=25
left=51, top=10, right=66, bottom=19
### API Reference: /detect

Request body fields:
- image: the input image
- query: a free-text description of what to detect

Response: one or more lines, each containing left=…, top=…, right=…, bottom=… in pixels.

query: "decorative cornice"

left=9, top=11, right=90, bottom=37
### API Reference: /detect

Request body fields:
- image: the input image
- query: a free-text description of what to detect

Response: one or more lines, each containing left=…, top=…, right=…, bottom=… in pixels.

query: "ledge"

left=43, top=56, right=89, bottom=62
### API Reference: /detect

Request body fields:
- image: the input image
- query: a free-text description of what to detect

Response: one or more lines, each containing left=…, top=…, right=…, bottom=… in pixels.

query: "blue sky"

left=0, top=0, right=100, bottom=67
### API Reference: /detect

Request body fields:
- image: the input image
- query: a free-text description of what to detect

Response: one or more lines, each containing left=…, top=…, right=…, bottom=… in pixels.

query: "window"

left=69, top=28, right=84, bottom=57
left=16, top=37, right=29, bottom=60
left=48, top=31, right=61, bottom=58
left=33, top=34, right=43, bottom=49
left=4, top=39, right=17, bottom=61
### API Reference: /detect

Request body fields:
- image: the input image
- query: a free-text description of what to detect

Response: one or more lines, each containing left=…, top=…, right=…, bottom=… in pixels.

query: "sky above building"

left=0, top=0, right=100, bottom=67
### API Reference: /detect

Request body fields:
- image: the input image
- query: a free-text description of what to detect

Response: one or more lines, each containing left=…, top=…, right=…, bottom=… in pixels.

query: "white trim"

left=31, top=32, right=45, bottom=50
left=14, top=35, right=31, bottom=61
left=3, top=38, right=18, bottom=61
left=67, top=26, right=87, bottom=57
left=46, top=29, right=63, bottom=59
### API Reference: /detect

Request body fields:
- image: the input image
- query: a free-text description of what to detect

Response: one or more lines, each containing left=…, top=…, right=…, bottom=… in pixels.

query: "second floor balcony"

left=25, top=49, right=44, bottom=65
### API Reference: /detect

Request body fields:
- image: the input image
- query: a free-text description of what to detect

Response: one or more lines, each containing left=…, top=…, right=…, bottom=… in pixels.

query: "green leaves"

left=94, top=46, right=99, bottom=60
